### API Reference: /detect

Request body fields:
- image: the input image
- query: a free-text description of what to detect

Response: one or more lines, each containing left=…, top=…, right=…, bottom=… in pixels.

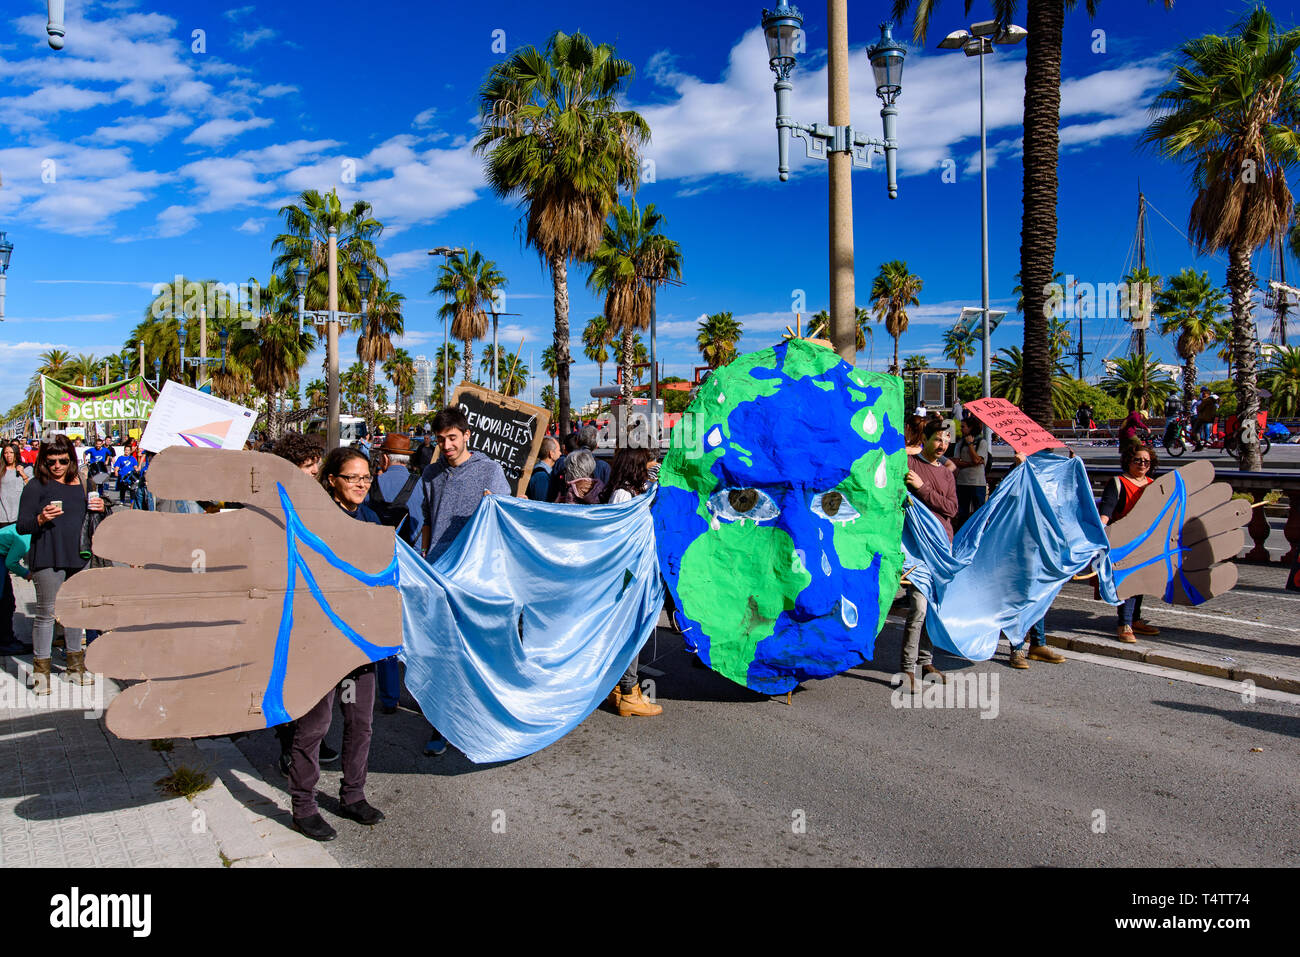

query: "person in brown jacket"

left=900, top=419, right=959, bottom=689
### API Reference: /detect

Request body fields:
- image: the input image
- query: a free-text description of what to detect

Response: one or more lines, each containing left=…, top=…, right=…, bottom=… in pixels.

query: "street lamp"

left=428, top=245, right=466, bottom=406
left=46, top=0, right=65, bottom=49
left=938, top=18, right=1026, bottom=423
left=295, top=228, right=371, bottom=450
left=152, top=358, right=161, bottom=390
left=763, top=3, right=907, bottom=362
left=0, top=231, right=12, bottom=320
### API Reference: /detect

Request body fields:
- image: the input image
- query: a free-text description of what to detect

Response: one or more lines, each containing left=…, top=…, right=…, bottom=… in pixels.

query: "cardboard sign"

left=451, top=381, right=550, bottom=496
left=140, top=380, right=257, bottom=453
left=963, top=397, right=1060, bottom=455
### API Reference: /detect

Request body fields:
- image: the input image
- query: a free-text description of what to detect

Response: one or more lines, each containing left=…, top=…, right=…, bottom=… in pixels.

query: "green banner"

left=41, top=376, right=157, bottom=422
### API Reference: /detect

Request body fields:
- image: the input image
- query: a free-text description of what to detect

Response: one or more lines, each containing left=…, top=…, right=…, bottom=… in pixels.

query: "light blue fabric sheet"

left=396, top=491, right=664, bottom=764
left=901, top=452, right=1118, bottom=660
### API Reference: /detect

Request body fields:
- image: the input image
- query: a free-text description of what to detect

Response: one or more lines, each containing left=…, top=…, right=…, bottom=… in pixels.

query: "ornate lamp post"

left=762, top=3, right=906, bottom=362
left=0, top=232, right=12, bottom=320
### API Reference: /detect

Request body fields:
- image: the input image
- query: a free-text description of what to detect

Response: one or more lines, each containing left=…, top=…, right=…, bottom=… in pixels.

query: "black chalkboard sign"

left=452, top=381, right=551, bottom=496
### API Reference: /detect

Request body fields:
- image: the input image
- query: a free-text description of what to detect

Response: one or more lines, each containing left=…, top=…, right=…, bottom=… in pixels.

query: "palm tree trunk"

left=619, top=328, right=634, bottom=450
left=1182, top=351, right=1197, bottom=409
left=1229, top=241, right=1261, bottom=471
left=892, top=333, right=900, bottom=373
left=463, top=340, right=473, bottom=386
left=551, top=254, right=572, bottom=436
left=1018, top=0, right=1065, bottom=428
left=598, top=360, right=604, bottom=387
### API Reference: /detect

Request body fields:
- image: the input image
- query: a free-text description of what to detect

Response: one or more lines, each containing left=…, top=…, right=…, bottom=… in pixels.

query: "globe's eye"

left=811, top=490, right=860, bottom=525
left=707, top=487, right=780, bottom=526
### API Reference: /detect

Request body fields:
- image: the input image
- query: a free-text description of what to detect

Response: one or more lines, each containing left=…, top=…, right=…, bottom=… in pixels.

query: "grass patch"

left=1231, top=490, right=1282, bottom=506
left=219, top=851, right=233, bottom=868
left=150, top=739, right=174, bottom=752
left=155, top=765, right=213, bottom=799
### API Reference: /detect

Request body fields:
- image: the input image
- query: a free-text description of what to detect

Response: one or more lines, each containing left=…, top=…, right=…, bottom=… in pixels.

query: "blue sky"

left=2, top=0, right=1296, bottom=414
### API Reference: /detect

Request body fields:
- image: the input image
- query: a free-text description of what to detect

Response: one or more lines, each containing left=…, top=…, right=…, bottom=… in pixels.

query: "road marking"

left=1056, top=648, right=1300, bottom=705
left=1053, top=593, right=1300, bottom=634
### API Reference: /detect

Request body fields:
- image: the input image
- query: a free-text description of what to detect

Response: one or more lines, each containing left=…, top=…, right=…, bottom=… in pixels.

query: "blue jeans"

left=1011, top=617, right=1047, bottom=650
left=376, top=656, right=402, bottom=709
left=1118, top=596, right=1143, bottom=627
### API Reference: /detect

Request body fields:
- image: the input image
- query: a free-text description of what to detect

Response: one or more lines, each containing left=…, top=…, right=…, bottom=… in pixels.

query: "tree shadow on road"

left=1152, top=699, right=1300, bottom=739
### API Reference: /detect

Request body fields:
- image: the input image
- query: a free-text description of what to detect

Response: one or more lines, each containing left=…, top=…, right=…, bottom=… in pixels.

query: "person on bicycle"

left=1117, top=407, right=1151, bottom=452
left=1193, top=386, right=1217, bottom=445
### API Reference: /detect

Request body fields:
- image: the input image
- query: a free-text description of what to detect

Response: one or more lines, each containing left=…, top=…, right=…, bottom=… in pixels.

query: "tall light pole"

left=429, top=245, right=466, bottom=405
left=763, top=4, right=906, bottom=363
left=46, top=0, right=65, bottom=48
left=295, top=236, right=372, bottom=450
left=938, top=19, right=1027, bottom=415
left=0, top=232, right=12, bottom=320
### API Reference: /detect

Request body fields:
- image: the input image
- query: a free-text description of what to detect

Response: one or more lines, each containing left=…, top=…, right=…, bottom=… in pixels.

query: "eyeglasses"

left=1133, top=458, right=1151, bottom=466
left=335, top=473, right=372, bottom=485
left=46, top=456, right=70, bottom=465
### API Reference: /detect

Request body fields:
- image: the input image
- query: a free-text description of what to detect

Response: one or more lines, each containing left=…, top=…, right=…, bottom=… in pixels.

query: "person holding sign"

left=1099, top=444, right=1161, bottom=643
left=419, top=406, right=510, bottom=756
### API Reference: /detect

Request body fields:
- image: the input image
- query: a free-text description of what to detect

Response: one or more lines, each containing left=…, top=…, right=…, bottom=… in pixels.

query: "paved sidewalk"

left=1, top=576, right=337, bottom=869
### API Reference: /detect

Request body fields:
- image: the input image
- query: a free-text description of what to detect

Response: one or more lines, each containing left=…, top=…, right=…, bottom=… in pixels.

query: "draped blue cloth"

left=901, top=452, right=1118, bottom=660
left=396, top=491, right=664, bottom=764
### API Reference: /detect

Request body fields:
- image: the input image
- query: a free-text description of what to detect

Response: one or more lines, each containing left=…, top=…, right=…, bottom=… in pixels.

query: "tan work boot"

left=1028, top=645, right=1066, bottom=664
left=65, top=650, right=94, bottom=685
left=1131, top=619, right=1160, bottom=636
left=1009, top=647, right=1030, bottom=669
left=28, top=657, right=52, bottom=696
left=615, top=684, right=663, bottom=717
left=1116, top=626, right=1137, bottom=644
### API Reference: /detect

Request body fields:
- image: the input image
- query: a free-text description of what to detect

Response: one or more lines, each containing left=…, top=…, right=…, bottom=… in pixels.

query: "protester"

left=557, top=449, right=604, bottom=504
left=950, top=395, right=964, bottom=424
left=269, top=433, right=338, bottom=775
left=411, top=433, right=435, bottom=472
left=915, top=400, right=928, bottom=417
left=526, top=436, right=560, bottom=500
left=85, top=438, right=112, bottom=492
left=112, top=443, right=139, bottom=506
left=420, top=406, right=510, bottom=755
left=1099, top=444, right=1160, bottom=643
left=548, top=425, right=609, bottom=502
left=20, top=440, right=38, bottom=466
left=900, top=418, right=958, bottom=689
left=1, top=443, right=32, bottom=527
left=1117, top=407, right=1151, bottom=452
left=1075, top=402, right=1094, bottom=433
left=951, top=417, right=989, bottom=530
left=288, top=446, right=387, bottom=841
left=371, top=434, right=425, bottom=715
left=1004, top=452, right=1067, bottom=668
left=16, top=435, right=105, bottom=692
left=0, top=522, right=31, bottom=655
left=597, top=447, right=662, bottom=717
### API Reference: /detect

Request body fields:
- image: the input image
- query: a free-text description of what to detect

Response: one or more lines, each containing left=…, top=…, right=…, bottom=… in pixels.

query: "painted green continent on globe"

left=651, top=338, right=907, bottom=694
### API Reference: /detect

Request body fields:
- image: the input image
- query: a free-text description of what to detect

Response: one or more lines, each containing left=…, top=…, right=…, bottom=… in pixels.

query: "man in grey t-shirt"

left=952, top=417, right=990, bottom=530
left=418, top=406, right=510, bottom=756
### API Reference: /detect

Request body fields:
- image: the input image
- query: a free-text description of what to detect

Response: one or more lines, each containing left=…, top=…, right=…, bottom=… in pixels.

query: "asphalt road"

left=234, top=617, right=1300, bottom=867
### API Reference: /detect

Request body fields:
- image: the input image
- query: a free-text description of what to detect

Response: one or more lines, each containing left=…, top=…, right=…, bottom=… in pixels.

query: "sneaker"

left=339, top=799, right=385, bottom=825
left=1116, top=626, right=1138, bottom=644
left=1028, top=645, right=1067, bottom=664
left=1009, top=647, right=1030, bottom=670
left=1131, top=620, right=1160, bottom=636
left=379, top=704, right=397, bottom=715
left=292, top=813, right=337, bottom=842
left=319, top=743, right=340, bottom=764
left=424, top=734, right=448, bottom=756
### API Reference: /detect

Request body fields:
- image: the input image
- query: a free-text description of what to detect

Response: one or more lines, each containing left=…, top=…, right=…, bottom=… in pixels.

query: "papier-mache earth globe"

left=652, top=338, right=908, bottom=694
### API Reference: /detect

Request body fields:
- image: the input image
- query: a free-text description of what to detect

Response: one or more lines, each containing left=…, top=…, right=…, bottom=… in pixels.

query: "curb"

left=1044, top=634, right=1300, bottom=695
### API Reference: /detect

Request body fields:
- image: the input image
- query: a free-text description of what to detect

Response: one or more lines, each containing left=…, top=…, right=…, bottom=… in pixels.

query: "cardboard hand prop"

left=653, top=339, right=907, bottom=694
left=1105, top=459, right=1250, bottom=604
left=56, top=447, right=401, bottom=739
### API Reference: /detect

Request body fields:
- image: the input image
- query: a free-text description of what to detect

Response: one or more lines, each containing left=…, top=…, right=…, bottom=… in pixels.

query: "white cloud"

left=260, top=83, right=298, bottom=97
left=234, top=28, right=276, bottom=51
left=384, top=248, right=436, bottom=278
left=235, top=217, right=264, bottom=234
left=413, top=107, right=438, bottom=127
left=89, top=112, right=191, bottom=145
left=157, top=204, right=199, bottom=237
left=183, top=116, right=274, bottom=146
left=224, top=6, right=256, bottom=21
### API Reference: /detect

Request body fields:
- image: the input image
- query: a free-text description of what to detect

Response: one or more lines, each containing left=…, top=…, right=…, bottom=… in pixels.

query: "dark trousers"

left=1, top=570, right=14, bottom=643
left=288, top=667, right=375, bottom=818
left=955, top=483, right=987, bottom=530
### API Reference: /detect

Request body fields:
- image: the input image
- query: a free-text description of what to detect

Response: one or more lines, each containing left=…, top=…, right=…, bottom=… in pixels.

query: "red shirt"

left=20, top=448, right=36, bottom=465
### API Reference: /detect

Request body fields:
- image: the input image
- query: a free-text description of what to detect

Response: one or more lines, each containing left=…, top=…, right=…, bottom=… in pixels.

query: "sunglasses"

left=1133, top=458, right=1151, bottom=466
left=46, top=456, right=71, bottom=465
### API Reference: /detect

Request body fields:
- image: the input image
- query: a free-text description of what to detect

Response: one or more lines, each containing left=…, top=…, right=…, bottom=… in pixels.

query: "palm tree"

left=541, top=346, right=559, bottom=399
left=540, top=384, right=558, bottom=416
left=304, top=378, right=327, bottom=411
left=342, top=362, right=368, bottom=417
left=356, top=278, right=405, bottom=434
left=587, top=199, right=683, bottom=410
left=855, top=306, right=874, bottom=357
left=384, top=349, right=415, bottom=432
left=870, top=260, right=923, bottom=374
left=903, top=354, right=929, bottom=369
left=1143, top=6, right=1300, bottom=470
left=432, top=343, right=461, bottom=408
left=992, top=346, right=1072, bottom=411
left=582, top=315, right=612, bottom=385
left=231, top=309, right=313, bottom=438
left=271, top=188, right=385, bottom=331
left=499, top=353, right=528, bottom=397
left=479, top=344, right=505, bottom=384
left=476, top=30, right=650, bottom=436
left=696, top=312, right=744, bottom=369
left=1263, top=346, right=1300, bottom=416
left=631, top=335, right=648, bottom=384
left=895, top=0, right=1175, bottom=429
left=942, top=325, right=976, bottom=377
left=1101, top=354, right=1178, bottom=412
left=432, top=250, right=505, bottom=385
left=1155, top=268, right=1227, bottom=408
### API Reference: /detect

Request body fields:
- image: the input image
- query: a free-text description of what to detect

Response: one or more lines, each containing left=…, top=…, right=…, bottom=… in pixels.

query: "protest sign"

left=140, top=380, right=257, bottom=453
left=963, top=397, right=1061, bottom=456
left=42, top=376, right=155, bottom=423
left=452, top=382, right=550, bottom=496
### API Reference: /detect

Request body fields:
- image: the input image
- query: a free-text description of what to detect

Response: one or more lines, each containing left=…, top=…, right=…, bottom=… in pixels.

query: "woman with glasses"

left=1098, top=444, right=1159, bottom=643
left=16, top=435, right=105, bottom=692
left=286, top=446, right=386, bottom=842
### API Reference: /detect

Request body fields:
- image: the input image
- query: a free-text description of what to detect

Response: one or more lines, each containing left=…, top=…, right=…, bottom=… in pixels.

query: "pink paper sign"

left=963, top=398, right=1061, bottom=455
